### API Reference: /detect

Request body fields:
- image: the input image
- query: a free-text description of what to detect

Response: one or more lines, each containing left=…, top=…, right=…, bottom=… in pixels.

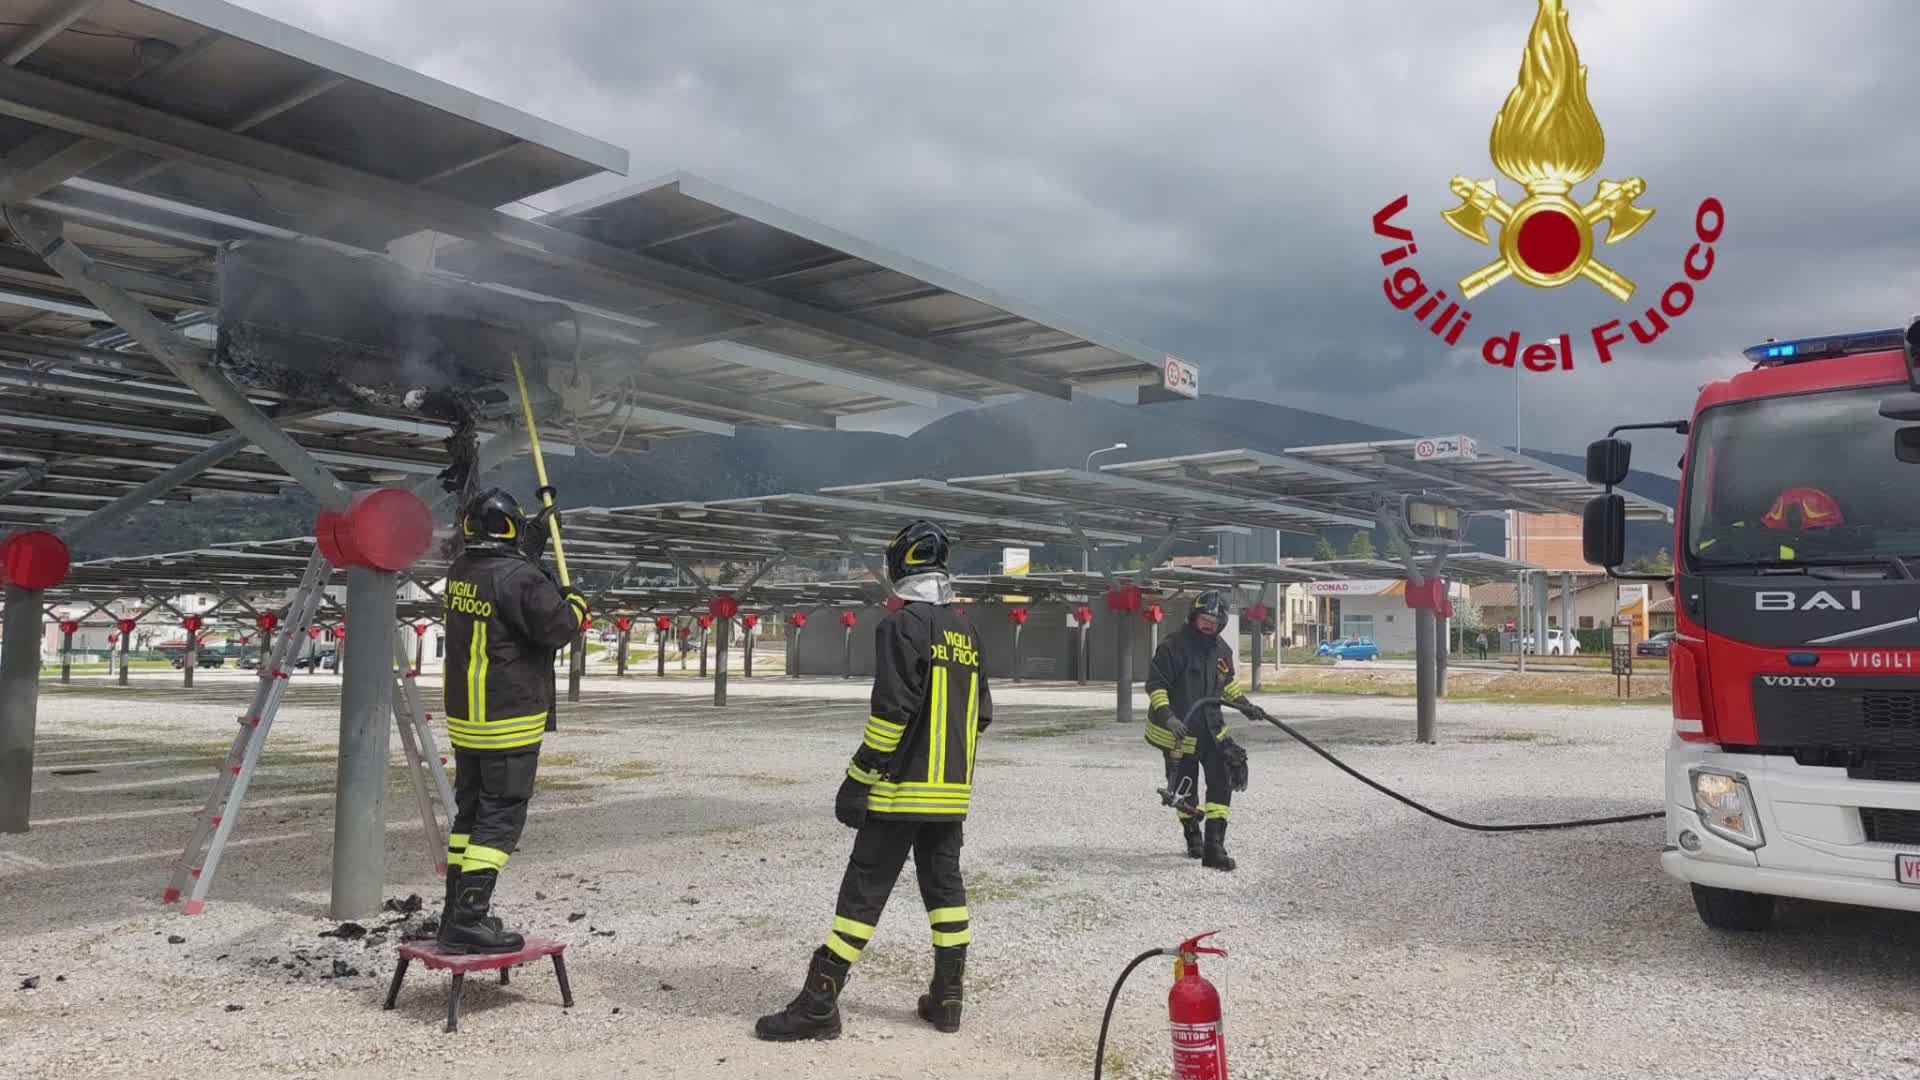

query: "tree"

left=1313, top=533, right=1337, bottom=561
left=1345, top=530, right=1377, bottom=559
left=1627, top=547, right=1673, bottom=575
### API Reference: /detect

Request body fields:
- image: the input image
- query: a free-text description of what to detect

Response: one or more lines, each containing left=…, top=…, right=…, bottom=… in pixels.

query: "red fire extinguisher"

left=1168, top=931, right=1228, bottom=1079
left=1094, top=931, right=1229, bottom=1080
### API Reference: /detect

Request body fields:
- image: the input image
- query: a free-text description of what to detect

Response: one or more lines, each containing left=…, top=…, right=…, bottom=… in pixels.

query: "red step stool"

left=384, top=937, right=573, bottom=1032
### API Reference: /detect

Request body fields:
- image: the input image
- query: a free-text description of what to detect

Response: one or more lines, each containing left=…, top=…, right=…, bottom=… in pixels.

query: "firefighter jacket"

left=443, top=546, right=581, bottom=754
left=844, top=600, right=993, bottom=821
left=1145, top=624, right=1248, bottom=754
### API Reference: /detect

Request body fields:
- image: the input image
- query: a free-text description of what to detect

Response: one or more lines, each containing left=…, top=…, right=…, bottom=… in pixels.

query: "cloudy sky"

left=239, top=0, right=1920, bottom=474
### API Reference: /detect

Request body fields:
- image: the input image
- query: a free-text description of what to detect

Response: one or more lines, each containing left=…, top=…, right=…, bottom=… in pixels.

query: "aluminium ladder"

left=162, top=552, right=453, bottom=913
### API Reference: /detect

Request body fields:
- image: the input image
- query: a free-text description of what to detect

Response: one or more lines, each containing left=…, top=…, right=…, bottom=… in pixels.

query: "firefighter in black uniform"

left=755, top=519, right=992, bottom=1041
left=436, top=488, right=587, bottom=953
left=1145, top=591, right=1251, bottom=871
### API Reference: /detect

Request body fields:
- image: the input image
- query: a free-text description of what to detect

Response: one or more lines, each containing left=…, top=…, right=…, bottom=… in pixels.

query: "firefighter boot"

left=1182, top=817, right=1204, bottom=859
left=916, top=945, right=966, bottom=1033
left=754, top=945, right=848, bottom=1042
left=437, top=867, right=500, bottom=936
left=436, top=869, right=525, bottom=954
left=1202, top=819, right=1236, bottom=872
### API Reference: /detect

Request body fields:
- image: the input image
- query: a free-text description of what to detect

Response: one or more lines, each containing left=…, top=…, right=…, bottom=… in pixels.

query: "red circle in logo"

left=1515, top=208, right=1582, bottom=276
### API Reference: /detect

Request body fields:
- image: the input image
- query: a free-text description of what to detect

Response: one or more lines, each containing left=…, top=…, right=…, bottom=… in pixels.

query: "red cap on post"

left=710, top=595, right=739, bottom=621
left=656, top=615, right=673, bottom=632
left=0, top=530, right=70, bottom=591
left=59, top=619, right=78, bottom=635
left=182, top=615, right=203, bottom=633
left=307, top=627, right=322, bottom=640
left=1248, top=603, right=1269, bottom=624
left=414, top=622, right=428, bottom=637
left=257, top=613, right=279, bottom=631
left=840, top=610, right=858, bottom=627
left=615, top=616, right=633, bottom=632
left=1074, top=606, right=1093, bottom=626
left=116, top=618, right=136, bottom=634
left=1009, top=607, right=1028, bottom=625
left=697, top=614, right=714, bottom=629
left=790, top=611, right=808, bottom=628
left=1145, top=604, right=1164, bottom=624
left=741, top=613, right=759, bottom=629
left=107, top=632, right=119, bottom=645
left=1105, top=584, right=1142, bottom=613
left=315, top=488, right=433, bottom=572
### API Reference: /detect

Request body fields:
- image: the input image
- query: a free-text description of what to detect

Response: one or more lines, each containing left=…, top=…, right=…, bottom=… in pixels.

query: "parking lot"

left=4, top=672, right=1918, bottom=1080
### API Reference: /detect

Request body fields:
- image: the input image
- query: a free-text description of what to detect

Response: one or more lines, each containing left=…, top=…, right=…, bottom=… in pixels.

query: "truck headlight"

left=1691, top=767, right=1764, bottom=849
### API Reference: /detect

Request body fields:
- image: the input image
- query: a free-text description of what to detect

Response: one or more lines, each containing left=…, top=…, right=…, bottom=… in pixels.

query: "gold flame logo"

left=1441, top=0, right=1653, bottom=301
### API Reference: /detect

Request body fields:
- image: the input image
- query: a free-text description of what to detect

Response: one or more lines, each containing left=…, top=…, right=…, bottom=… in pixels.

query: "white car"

left=1521, top=628, right=1582, bottom=656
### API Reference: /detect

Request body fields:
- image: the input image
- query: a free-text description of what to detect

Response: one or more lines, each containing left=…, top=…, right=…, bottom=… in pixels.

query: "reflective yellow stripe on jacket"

left=448, top=620, right=545, bottom=752
left=868, top=665, right=978, bottom=817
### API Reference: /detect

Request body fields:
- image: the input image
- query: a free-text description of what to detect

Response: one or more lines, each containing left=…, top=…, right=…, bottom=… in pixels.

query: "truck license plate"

left=1896, top=854, right=1920, bottom=886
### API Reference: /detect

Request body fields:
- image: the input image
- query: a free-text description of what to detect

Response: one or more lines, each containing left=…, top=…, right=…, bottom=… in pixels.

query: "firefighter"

left=436, top=487, right=587, bottom=954
left=1699, top=485, right=1843, bottom=561
left=1145, top=591, right=1252, bottom=871
left=755, top=519, right=992, bottom=1042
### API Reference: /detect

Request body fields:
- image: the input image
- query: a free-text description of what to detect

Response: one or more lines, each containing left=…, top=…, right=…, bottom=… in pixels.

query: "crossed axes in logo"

left=1442, top=175, right=1655, bottom=302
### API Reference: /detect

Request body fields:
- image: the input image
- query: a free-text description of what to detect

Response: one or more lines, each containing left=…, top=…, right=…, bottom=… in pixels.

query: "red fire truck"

left=1584, top=321, right=1920, bottom=930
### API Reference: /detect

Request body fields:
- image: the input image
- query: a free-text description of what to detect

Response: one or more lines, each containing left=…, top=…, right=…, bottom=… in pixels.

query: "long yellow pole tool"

left=509, top=352, right=571, bottom=588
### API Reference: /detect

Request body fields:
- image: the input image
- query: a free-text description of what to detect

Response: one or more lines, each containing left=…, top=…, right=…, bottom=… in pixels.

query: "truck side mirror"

left=1582, top=493, right=1627, bottom=568
left=1585, top=438, right=1631, bottom=487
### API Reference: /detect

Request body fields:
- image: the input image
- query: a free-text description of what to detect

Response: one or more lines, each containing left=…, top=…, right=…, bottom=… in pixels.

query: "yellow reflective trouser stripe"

left=965, top=671, right=979, bottom=784
left=1148, top=689, right=1170, bottom=709
left=827, top=915, right=875, bottom=963
left=927, top=906, right=968, bottom=925
left=1204, top=802, right=1231, bottom=820
left=447, top=832, right=469, bottom=870
left=932, top=928, right=973, bottom=947
left=448, top=729, right=545, bottom=751
left=463, top=844, right=510, bottom=872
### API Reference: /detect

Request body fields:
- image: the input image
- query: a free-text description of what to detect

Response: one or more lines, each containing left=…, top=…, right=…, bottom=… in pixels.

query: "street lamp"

left=1081, top=443, right=1128, bottom=570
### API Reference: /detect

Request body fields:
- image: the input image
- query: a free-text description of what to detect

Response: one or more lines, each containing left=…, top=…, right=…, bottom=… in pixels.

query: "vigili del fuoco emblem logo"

left=1371, top=0, right=1725, bottom=373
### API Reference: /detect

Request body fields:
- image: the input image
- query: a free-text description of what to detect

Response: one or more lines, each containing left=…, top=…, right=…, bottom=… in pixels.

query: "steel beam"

left=56, top=431, right=253, bottom=545
left=5, top=207, right=353, bottom=511
left=331, top=568, right=395, bottom=919
left=0, top=63, right=1079, bottom=401
left=0, top=583, right=44, bottom=832
left=2, top=0, right=101, bottom=67
left=622, top=371, right=837, bottom=430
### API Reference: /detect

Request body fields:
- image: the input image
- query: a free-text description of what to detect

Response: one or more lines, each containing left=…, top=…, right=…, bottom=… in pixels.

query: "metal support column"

left=1116, top=610, right=1135, bottom=725
left=1560, top=573, right=1575, bottom=656
left=1515, top=572, right=1528, bottom=673
left=1249, top=619, right=1264, bottom=692
left=1012, top=624, right=1023, bottom=682
left=843, top=623, right=854, bottom=679
left=789, top=622, right=803, bottom=678
left=616, top=629, right=629, bottom=676
left=713, top=617, right=730, bottom=707
left=1077, top=620, right=1089, bottom=685
left=744, top=623, right=754, bottom=679
left=331, top=568, right=396, bottom=920
left=0, top=585, right=44, bottom=832
left=413, top=631, right=425, bottom=677
left=59, top=624, right=72, bottom=684
left=567, top=628, right=585, bottom=702
left=1533, top=571, right=1551, bottom=663
left=183, top=630, right=196, bottom=689
left=657, top=626, right=668, bottom=678
left=117, top=627, right=130, bottom=686
left=699, top=628, right=709, bottom=678
left=1415, top=608, right=1437, bottom=743
left=1436, top=612, right=1449, bottom=697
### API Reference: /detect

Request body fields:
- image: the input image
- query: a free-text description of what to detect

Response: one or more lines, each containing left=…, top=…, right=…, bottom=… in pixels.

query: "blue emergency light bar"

left=1744, top=328, right=1904, bottom=367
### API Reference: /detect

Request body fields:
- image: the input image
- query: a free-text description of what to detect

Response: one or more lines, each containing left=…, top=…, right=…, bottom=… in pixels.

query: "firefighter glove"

left=1163, top=716, right=1188, bottom=760
left=834, top=773, right=870, bottom=829
left=1221, top=736, right=1249, bottom=792
left=521, top=506, right=557, bottom=560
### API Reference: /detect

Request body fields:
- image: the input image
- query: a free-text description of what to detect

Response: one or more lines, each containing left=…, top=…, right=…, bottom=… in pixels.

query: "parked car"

left=1521, top=628, right=1582, bottom=656
left=169, top=651, right=226, bottom=669
left=1318, top=637, right=1380, bottom=661
left=1636, top=631, right=1674, bottom=657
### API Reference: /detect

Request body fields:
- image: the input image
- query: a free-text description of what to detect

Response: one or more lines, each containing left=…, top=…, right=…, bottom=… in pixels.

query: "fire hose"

left=1173, top=695, right=1666, bottom=833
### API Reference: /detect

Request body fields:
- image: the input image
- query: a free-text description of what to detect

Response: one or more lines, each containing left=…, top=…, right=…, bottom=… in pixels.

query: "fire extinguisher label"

left=1170, top=1021, right=1227, bottom=1079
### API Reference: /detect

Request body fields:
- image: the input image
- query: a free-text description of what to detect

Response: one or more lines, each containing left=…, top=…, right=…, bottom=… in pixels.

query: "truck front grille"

left=1752, top=680, right=1920, bottom=751
left=1860, top=808, right=1920, bottom=845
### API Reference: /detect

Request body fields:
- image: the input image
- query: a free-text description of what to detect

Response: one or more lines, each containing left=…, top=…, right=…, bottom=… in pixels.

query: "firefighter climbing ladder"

left=162, top=552, right=454, bottom=914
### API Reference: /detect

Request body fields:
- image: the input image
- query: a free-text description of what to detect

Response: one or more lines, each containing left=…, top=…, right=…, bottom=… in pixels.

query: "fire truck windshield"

left=1685, top=383, right=1920, bottom=570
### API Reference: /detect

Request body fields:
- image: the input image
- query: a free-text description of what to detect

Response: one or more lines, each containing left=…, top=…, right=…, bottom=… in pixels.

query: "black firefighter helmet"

left=462, top=487, right=527, bottom=547
left=885, top=519, right=951, bottom=583
left=1188, top=590, right=1230, bottom=632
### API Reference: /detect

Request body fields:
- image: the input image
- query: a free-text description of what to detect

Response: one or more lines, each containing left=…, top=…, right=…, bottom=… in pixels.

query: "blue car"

left=1317, top=637, right=1380, bottom=661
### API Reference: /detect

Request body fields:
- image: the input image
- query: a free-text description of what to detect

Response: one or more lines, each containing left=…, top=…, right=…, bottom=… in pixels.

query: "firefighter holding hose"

left=436, top=487, right=587, bottom=953
left=755, top=519, right=993, bottom=1041
left=1145, top=591, right=1251, bottom=871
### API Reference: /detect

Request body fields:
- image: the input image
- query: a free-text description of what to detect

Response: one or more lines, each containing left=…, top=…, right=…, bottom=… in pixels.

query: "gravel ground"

left=4, top=670, right=1920, bottom=1080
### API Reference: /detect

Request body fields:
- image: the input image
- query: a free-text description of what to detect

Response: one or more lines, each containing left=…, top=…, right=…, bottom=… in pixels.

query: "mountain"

left=72, top=395, right=1678, bottom=567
